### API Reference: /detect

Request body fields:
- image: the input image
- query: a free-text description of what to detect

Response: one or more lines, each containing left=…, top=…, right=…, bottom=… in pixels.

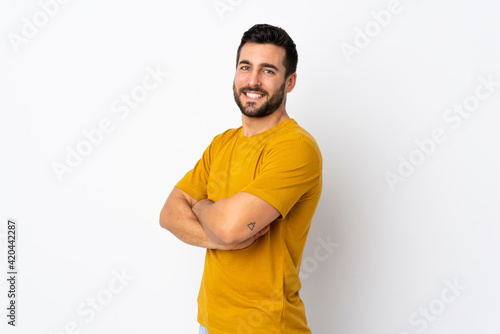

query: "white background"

left=1, top=0, right=499, bottom=333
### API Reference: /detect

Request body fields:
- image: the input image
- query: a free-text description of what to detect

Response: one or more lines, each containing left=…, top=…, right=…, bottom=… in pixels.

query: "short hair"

left=236, top=24, right=298, bottom=79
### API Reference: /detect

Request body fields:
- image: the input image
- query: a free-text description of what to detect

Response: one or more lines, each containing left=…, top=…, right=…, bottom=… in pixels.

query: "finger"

left=259, top=225, right=270, bottom=236
left=252, top=225, right=269, bottom=240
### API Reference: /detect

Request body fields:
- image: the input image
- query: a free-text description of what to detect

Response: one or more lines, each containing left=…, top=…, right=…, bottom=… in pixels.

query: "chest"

left=207, top=137, right=267, bottom=201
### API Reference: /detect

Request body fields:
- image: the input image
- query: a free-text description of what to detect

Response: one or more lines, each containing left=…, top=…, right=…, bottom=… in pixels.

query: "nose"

left=247, top=69, right=261, bottom=87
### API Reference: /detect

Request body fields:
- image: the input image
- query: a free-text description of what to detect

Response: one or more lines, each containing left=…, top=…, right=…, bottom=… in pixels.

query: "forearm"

left=159, top=188, right=217, bottom=249
left=161, top=188, right=271, bottom=250
left=192, top=199, right=230, bottom=246
left=192, top=198, right=271, bottom=250
left=192, top=194, right=273, bottom=246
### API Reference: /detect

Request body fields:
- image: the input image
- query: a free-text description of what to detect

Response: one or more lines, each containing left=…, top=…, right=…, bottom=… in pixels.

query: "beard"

left=233, top=81, right=286, bottom=118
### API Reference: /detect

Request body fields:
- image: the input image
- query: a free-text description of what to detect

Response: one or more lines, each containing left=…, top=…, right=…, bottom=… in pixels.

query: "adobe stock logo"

left=47, top=268, right=134, bottom=334
left=51, top=64, right=168, bottom=183
left=7, top=0, right=73, bottom=53
left=299, top=235, right=340, bottom=280
left=212, top=0, right=243, bottom=20
left=398, top=277, right=466, bottom=334
left=340, top=0, right=403, bottom=63
left=385, top=74, right=500, bottom=192
left=236, top=235, right=339, bottom=334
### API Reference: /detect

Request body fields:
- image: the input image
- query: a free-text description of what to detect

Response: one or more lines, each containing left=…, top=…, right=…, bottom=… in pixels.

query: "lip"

left=243, top=91, right=265, bottom=100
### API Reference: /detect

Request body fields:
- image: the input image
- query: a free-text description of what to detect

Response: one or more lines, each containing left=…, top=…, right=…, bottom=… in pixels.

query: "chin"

left=242, top=108, right=276, bottom=119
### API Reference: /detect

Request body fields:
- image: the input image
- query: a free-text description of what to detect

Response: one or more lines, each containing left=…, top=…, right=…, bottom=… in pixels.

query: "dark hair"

left=236, top=24, right=298, bottom=78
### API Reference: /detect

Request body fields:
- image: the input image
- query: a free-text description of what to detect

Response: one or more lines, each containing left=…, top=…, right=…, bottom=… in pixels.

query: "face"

left=233, top=43, right=295, bottom=118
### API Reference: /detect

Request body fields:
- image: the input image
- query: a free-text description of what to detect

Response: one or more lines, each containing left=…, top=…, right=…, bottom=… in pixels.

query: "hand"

left=192, top=198, right=213, bottom=215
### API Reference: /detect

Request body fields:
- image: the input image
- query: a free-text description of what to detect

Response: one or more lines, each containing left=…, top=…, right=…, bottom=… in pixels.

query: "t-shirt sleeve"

left=242, top=137, right=322, bottom=220
left=175, top=138, right=216, bottom=201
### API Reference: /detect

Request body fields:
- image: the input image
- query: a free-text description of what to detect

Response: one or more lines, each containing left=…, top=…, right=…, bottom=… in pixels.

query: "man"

left=160, top=24, right=322, bottom=334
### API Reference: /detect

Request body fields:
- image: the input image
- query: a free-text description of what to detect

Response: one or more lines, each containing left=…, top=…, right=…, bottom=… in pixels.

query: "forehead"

left=239, top=43, right=286, bottom=69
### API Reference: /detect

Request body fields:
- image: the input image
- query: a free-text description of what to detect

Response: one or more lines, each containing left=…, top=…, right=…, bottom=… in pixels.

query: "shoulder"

left=269, top=119, right=322, bottom=159
left=259, top=120, right=322, bottom=173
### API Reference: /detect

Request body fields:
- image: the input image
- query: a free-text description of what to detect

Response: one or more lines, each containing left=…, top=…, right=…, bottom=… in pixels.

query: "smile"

left=244, top=92, right=264, bottom=99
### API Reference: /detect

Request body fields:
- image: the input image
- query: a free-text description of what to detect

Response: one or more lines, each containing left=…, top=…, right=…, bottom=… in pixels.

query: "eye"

left=263, top=69, right=275, bottom=74
left=240, top=66, right=250, bottom=71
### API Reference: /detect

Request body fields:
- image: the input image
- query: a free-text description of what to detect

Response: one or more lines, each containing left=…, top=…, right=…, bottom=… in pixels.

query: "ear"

left=285, top=73, right=297, bottom=93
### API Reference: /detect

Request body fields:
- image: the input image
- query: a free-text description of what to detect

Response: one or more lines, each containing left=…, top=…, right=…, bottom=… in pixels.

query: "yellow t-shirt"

left=176, top=118, right=322, bottom=334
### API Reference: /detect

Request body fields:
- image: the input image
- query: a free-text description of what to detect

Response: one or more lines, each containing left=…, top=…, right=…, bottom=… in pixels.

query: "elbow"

left=207, top=201, right=244, bottom=245
left=218, top=232, right=238, bottom=246
left=217, top=221, right=245, bottom=246
left=159, top=207, right=173, bottom=231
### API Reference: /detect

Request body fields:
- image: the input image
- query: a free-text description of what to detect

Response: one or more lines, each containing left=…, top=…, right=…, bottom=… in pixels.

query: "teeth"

left=246, top=92, right=263, bottom=99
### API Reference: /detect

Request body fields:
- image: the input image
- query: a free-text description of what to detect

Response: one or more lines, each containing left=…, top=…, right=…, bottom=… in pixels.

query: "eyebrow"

left=238, top=60, right=280, bottom=72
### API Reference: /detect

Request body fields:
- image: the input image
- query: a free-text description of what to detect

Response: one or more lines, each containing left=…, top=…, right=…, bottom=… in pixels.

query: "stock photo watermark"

left=236, top=288, right=282, bottom=334
left=237, top=235, right=339, bottom=333
left=398, top=277, right=466, bottom=334
left=47, top=268, right=134, bottom=334
left=385, top=74, right=500, bottom=192
left=339, top=0, right=431, bottom=63
left=212, top=0, right=243, bottom=21
left=51, top=64, right=168, bottom=183
left=6, top=219, right=18, bottom=326
left=299, top=234, right=340, bottom=280
left=7, top=0, right=73, bottom=53
left=340, top=0, right=405, bottom=63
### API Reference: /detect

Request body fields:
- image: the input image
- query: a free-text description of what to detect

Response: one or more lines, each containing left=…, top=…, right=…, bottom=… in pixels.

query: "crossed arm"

left=159, top=187, right=280, bottom=250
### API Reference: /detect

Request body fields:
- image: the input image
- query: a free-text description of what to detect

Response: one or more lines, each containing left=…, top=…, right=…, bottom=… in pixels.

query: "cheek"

left=238, top=76, right=250, bottom=87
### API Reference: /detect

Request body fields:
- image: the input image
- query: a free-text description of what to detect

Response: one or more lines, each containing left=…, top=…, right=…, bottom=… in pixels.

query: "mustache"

left=238, top=86, right=268, bottom=95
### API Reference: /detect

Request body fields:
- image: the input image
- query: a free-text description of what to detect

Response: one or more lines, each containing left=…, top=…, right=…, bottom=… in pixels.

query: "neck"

left=241, top=108, right=290, bottom=137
